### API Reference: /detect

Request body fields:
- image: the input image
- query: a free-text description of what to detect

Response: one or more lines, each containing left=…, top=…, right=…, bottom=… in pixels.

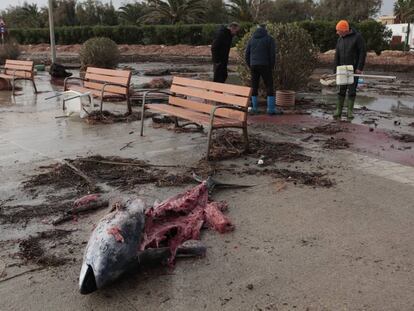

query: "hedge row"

left=9, top=24, right=252, bottom=46
left=9, top=20, right=390, bottom=53
left=298, top=20, right=391, bottom=53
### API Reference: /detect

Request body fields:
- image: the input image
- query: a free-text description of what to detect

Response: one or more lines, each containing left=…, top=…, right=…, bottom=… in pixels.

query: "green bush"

left=7, top=23, right=253, bottom=46
left=0, top=39, right=21, bottom=64
left=236, top=24, right=318, bottom=92
left=297, top=20, right=390, bottom=53
left=356, top=20, right=391, bottom=54
left=79, top=37, right=120, bottom=69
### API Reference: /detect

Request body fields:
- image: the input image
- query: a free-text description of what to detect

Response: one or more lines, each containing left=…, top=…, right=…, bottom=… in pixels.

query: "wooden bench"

left=63, top=67, right=132, bottom=114
left=140, top=77, right=252, bottom=158
left=0, top=60, right=38, bottom=95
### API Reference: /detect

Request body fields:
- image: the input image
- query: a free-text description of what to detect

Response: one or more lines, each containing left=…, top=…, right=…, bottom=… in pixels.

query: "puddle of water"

left=302, top=89, right=414, bottom=116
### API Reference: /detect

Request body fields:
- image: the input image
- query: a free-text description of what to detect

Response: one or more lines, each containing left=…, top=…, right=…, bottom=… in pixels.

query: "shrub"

left=0, top=39, right=21, bottom=64
left=356, top=20, right=391, bottom=54
left=79, top=37, right=120, bottom=69
left=236, top=23, right=318, bottom=92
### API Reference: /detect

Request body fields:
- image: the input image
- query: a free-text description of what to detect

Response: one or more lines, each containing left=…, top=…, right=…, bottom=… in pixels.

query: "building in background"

left=386, top=23, right=414, bottom=49
left=379, top=15, right=398, bottom=25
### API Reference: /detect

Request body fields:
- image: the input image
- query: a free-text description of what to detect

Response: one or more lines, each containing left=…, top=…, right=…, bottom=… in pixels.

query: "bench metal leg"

left=140, top=95, right=147, bottom=136
left=100, top=98, right=104, bottom=114
left=242, top=126, right=249, bottom=153
left=11, top=78, right=15, bottom=96
left=126, top=94, right=132, bottom=115
left=31, top=79, right=38, bottom=94
left=206, top=127, right=214, bottom=160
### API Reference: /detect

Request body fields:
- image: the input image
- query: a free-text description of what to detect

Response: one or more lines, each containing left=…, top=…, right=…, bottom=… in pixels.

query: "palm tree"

left=118, top=2, right=147, bottom=25
left=227, top=0, right=254, bottom=22
left=21, top=3, right=45, bottom=27
left=144, top=0, right=206, bottom=24
left=394, top=0, right=414, bottom=21
left=394, top=0, right=414, bottom=50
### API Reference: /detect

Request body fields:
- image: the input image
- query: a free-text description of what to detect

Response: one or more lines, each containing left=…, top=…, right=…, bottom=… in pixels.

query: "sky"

left=0, top=0, right=397, bottom=15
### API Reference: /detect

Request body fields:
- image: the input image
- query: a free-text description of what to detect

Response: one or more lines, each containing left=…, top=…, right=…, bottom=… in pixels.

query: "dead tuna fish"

left=79, top=197, right=146, bottom=295
left=79, top=197, right=206, bottom=295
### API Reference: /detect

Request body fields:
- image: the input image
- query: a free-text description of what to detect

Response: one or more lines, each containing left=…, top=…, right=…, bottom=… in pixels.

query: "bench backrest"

left=5, top=60, right=34, bottom=78
left=169, top=77, right=252, bottom=122
left=84, top=67, right=131, bottom=95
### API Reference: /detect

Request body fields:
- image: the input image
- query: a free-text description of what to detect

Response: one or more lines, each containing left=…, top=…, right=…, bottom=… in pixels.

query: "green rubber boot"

left=347, top=97, right=355, bottom=121
left=333, top=96, right=345, bottom=119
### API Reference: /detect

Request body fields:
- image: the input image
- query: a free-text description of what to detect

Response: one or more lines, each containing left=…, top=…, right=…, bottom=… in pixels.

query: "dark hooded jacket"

left=245, top=27, right=276, bottom=67
left=211, top=26, right=233, bottom=64
left=334, top=29, right=367, bottom=72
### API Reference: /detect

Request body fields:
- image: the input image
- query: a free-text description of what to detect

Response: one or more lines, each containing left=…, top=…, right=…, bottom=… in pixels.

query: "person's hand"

left=355, top=69, right=363, bottom=74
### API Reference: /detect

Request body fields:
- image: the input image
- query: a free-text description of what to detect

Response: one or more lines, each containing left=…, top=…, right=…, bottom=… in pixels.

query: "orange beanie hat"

left=336, top=20, right=349, bottom=31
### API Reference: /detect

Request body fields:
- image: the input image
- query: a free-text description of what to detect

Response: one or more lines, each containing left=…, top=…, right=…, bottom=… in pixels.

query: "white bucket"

left=336, top=65, right=354, bottom=86
left=62, top=91, right=94, bottom=118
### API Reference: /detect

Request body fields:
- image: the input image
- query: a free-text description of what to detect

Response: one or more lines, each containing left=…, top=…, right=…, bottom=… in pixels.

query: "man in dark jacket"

left=245, top=25, right=280, bottom=115
left=334, top=20, right=367, bottom=120
left=211, top=22, right=240, bottom=83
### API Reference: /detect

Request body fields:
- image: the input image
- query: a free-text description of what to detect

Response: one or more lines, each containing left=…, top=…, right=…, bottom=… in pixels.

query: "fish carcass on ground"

left=79, top=181, right=234, bottom=294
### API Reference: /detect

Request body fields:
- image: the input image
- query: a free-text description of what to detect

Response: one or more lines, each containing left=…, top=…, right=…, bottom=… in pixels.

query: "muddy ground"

left=0, top=66, right=414, bottom=311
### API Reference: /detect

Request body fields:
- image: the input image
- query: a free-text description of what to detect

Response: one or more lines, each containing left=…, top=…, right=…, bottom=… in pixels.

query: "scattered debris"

left=142, top=78, right=172, bottom=89
left=18, top=230, right=74, bottom=267
left=240, top=168, right=334, bottom=188
left=393, top=133, right=414, bottom=143
left=304, top=123, right=348, bottom=135
left=85, top=111, right=142, bottom=124
left=51, top=194, right=109, bottom=225
left=209, top=130, right=311, bottom=163
left=120, top=141, right=134, bottom=151
left=323, top=137, right=351, bottom=149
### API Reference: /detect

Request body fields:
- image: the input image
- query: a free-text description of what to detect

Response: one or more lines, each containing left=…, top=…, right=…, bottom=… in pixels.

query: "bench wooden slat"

left=5, top=60, right=33, bottom=67
left=69, top=85, right=124, bottom=98
left=4, top=59, right=34, bottom=70
left=4, top=64, right=33, bottom=71
left=85, top=73, right=130, bottom=86
left=84, top=81, right=128, bottom=95
left=87, top=67, right=131, bottom=78
left=146, top=104, right=243, bottom=127
left=169, top=96, right=245, bottom=122
left=2, top=71, right=32, bottom=79
left=172, top=76, right=251, bottom=97
left=170, top=84, right=249, bottom=107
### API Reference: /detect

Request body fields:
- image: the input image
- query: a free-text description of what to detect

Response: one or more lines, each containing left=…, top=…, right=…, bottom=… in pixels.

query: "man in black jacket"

left=334, top=20, right=367, bottom=120
left=211, top=22, right=240, bottom=83
left=245, top=25, right=281, bottom=115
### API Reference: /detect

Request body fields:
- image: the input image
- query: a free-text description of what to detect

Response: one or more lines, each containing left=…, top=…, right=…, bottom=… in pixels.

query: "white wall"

left=386, top=23, right=414, bottom=48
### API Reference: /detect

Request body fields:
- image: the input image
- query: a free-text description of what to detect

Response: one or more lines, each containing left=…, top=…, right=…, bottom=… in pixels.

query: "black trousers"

left=251, top=65, right=274, bottom=96
left=338, top=76, right=359, bottom=98
left=213, top=62, right=228, bottom=83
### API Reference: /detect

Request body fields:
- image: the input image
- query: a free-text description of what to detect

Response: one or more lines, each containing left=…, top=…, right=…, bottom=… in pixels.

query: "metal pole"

left=48, top=0, right=56, bottom=63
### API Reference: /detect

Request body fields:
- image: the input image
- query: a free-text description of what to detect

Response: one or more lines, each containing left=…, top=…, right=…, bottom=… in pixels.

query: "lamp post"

left=48, top=0, right=56, bottom=63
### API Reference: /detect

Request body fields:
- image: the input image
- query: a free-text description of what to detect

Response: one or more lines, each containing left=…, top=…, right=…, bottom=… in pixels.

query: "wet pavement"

left=1, top=66, right=414, bottom=311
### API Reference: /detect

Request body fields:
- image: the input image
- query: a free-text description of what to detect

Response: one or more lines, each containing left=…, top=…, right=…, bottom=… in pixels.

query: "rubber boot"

left=333, top=95, right=345, bottom=119
left=347, top=97, right=355, bottom=121
left=267, top=96, right=282, bottom=115
left=250, top=96, right=258, bottom=114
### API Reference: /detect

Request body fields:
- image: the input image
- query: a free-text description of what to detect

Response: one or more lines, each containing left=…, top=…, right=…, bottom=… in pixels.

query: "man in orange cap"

left=333, top=20, right=367, bottom=121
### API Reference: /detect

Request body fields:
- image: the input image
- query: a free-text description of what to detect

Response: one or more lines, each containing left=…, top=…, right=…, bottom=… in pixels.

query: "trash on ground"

left=323, top=137, right=351, bottom=149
